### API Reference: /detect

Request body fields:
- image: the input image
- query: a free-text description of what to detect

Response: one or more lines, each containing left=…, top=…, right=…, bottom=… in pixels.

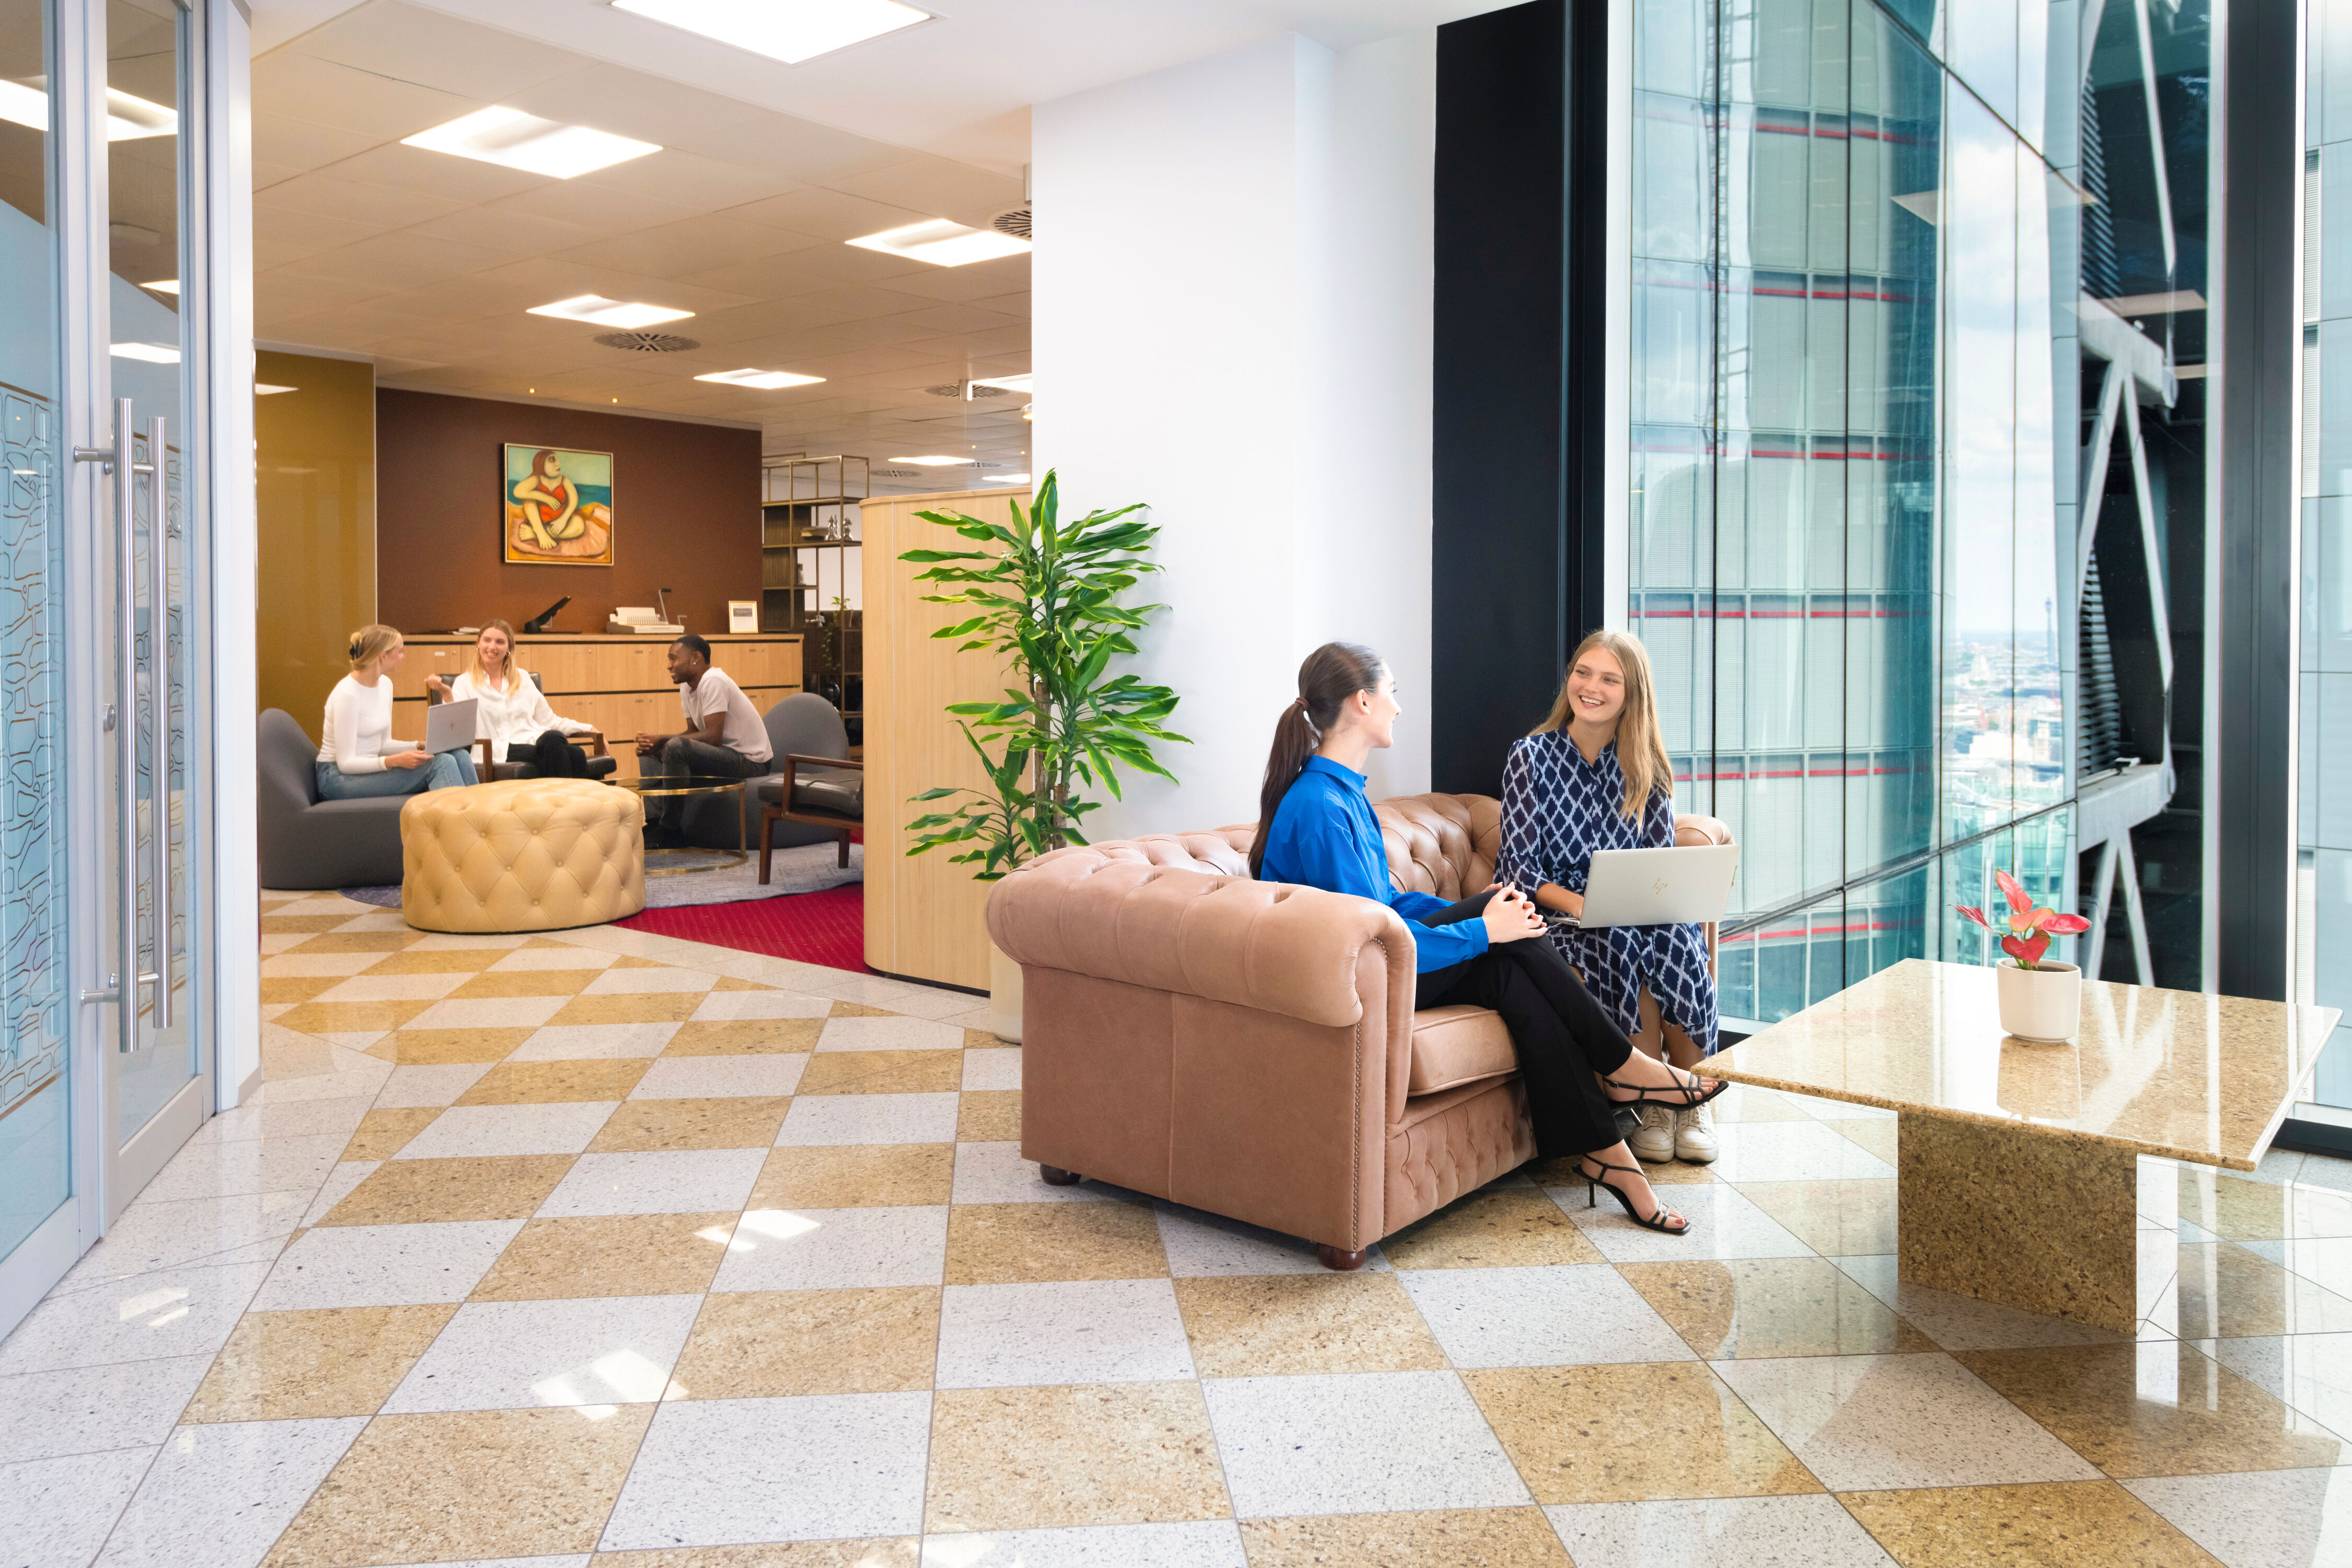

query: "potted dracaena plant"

left=900, top=470, right=1188, bottom=1040
left=1956, top=870, right=2092, bottom=1041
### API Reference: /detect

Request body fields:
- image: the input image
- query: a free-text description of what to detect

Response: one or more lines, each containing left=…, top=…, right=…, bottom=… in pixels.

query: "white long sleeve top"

left=317, top=674, right=402, bottom=774
left=454, top=669, right=594, bottom=756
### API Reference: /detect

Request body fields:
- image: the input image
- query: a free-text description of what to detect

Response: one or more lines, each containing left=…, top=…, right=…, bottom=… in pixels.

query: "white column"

left=1032, top=29, right=1436, bottom=838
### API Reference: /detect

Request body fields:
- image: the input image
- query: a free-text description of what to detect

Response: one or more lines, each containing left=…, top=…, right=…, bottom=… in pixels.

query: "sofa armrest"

left=1672, top=812, right=1734, bottom=972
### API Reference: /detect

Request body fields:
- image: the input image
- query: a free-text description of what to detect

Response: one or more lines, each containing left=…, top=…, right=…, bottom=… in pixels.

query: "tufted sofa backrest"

left=1045, top=792, right=1500, bottom=897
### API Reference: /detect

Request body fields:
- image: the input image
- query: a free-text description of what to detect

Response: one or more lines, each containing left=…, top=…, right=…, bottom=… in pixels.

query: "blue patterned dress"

left=1497, top=731, right=1720, bottom=1056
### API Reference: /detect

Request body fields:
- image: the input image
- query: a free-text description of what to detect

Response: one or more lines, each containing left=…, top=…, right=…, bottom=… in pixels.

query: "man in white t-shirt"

left=635, top=634, right=773, bottom=844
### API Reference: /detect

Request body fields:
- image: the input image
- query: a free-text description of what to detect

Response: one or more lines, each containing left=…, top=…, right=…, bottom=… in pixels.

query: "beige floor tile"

left=946, top=1202, right=1172, bottom=1285
left=1464, top=1363, right=1820, bottom=1503
left=457, top=1058, right=652, bottom=1105
left=964, top=1028, right=1007, bottom=1049
left=1528, top=1152, right=1718, bottom=1187
left=1239, top=1507, right=1572, bottom=1567
left=446, top=967, right=603, bottom=999
left=270, top=998, right=435, bottom=1036
left=670, top=1287, right=940, bottom=1398
left=340, top=1106, right=442, bottom=1162
left=377, top=1028, right=536, bottom=1065
left=795, top=1051, right=963, bottom=1096
left=263, top=1404, right=652, bottom=1567
left=664, top=1018, right=826, bottom=1055
left=606, top=952, right=670, bottom=967
left=925, top=1382, right=1230, bottom=1533
left=956, top=1091, right=1022, bottom=1143
left=550, top=992, right=706, bottom=1025
left=588, top=1545, right=920, bottom=1567
left=353, top=947, right=505, bottom=975
left=181, top=1304, right=456, bottom=1421
left=1733, top=1179, right=1898, bottom=1257
left=752, top=1145, right=954, bottom=1209
left=1833, top=1119, right=1900, bottom=1164
left=1173, top=1272, right=1448, bottom=1377
left=710, top=975, right=780, bottom=991
left=588, top=1096, right=792, bottom=1152
left=318, top=1154, right=578, bottom=1226
left=261, top=976, right=345, bottom=1005
left=2168, top=1241, right=2352, bottom=1338
left=283, top=930, right=423, bottom=952
left=471, top=1212, right=737, bottom=1300
left=1380, top=1187, right=1607, bottom=1270
left=1954, top=1342, right=2346, bottom=1478
left=1621, top=1256, right=1934, bottom=1359
left=261, top=914, right=364, bottom=935
left=1840, top=1479, right=2225, bottom=1567
left=831, top=1001, right=897, bottom=1018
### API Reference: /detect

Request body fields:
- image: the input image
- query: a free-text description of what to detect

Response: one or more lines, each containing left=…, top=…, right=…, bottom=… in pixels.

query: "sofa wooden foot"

left=1316, top=1244, right=1369, bottom=1271
left=1039, top=1165, right=1082, bottom=1186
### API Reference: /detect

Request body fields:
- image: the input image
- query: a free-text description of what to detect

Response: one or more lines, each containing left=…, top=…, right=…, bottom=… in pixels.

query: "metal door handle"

left=147, top=414, right=170, bottom=1031
left=113, top=397, right=137, bottom=1053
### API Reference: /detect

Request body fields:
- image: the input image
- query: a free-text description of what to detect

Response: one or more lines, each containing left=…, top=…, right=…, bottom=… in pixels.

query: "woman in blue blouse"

left=1254, top=642, right=1723, bottom=1235
left=1499, top=629, right=1723, bottom=1166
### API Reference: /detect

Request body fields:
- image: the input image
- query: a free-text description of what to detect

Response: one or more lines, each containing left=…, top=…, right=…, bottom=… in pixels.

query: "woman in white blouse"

left=425, top=620, right=598, bottom=778
left=317, top=624, right=478, bottom=799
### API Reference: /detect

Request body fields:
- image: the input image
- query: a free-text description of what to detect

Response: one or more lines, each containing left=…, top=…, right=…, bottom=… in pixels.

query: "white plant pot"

left=1996, top=958, right=2080, bottom=1042
left=987, top=941, right=1024, bottom=1044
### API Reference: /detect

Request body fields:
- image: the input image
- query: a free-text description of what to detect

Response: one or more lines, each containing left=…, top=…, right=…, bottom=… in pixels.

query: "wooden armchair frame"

left=759, top=753, right=863, bottom=880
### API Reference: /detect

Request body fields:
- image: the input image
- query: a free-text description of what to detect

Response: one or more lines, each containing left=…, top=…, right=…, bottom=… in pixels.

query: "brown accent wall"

left=375, top=388, right=762, bottom=637
left=256, top=350, right=375, bottom=729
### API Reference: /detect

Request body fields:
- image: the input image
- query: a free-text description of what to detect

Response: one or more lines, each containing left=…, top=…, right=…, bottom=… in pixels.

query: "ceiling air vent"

left=926, top=382, right=1013, bottom=399
left=873, top=469, right=921, bottom=478
left=991, top=205, right=1031, bottom=241
left=593, top=331, right=701, bottom=353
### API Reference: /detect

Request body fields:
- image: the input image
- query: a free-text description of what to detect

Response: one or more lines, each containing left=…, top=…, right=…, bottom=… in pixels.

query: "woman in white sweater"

left=425, top=620, right=599, bottom=778
left=316, top=625, right=479, bottom=799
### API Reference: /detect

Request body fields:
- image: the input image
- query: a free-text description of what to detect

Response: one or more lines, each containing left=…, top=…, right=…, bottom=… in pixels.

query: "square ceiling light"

left=613, top=0, right=931, bottom=64
left=849, top=219, right=1029, bottom=268
left=527, top=295, right=694, bottom=328
left=979, top=472, right=1031, bottom=484
left=111, top=342, right=178, bottom=363
left=405, top=107, right=660, bottom=180
left=0, top=81, right=175, bottom=140
left=889, top=455, right=969, bottom=466
left=695, top=367, right=825, bottom=389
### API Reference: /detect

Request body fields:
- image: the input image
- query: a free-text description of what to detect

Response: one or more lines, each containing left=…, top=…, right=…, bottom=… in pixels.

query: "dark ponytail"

left=1248, top=641, right=1387, bottom=879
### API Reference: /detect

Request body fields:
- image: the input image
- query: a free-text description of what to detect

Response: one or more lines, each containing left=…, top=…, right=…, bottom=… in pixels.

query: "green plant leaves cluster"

left=900, top=469, right=1189, bottom=880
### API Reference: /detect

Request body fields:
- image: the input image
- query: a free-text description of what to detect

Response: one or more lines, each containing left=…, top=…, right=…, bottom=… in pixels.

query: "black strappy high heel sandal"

left=1602, top=1060, right=1729, bottom=1111
left=1579, top=1156, right=1692, bottom=1234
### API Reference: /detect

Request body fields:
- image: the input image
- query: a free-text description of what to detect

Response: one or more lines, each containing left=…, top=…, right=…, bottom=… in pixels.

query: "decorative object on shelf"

left=729, top=600, right=758, bottom=633
left=503, top=444, right=614, bottom=565
left=1957, top=869, right=2091, bottom=1042
left=900, top=470, right=1189, bottom=1040
left=522, top=595, right=570, bottom=634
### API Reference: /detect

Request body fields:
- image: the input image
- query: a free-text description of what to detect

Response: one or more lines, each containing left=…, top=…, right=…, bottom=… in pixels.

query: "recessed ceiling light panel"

left=969, top=373, right=1031, bottom=394
left=848, top=220, right=1030, bottom=268
left=528, top=295, right=695, bottom=328
left=255, top=384, right=298, bottom=395
left=888, top=455, right=969, bottom=467
left=613, top=0, right=931, bottom=65
left=111, top=342, right=179, bottom=363
left=0, top=81, right=176, bottom=140
left=695, top=367, right=826, bottom=389
left=405, top=107, right=660, bottom=180
left=141, top=278, right=180, bottom=294
left=979, top=472, right=1031, bottom=484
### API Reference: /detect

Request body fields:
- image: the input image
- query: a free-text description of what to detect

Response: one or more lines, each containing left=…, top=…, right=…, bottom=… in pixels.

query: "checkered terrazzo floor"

left=4, top=890, right=2351, bottom=1566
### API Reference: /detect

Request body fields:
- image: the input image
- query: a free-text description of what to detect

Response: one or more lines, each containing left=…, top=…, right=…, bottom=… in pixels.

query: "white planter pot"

left=1996, top=958, right=2080, bottom=1042
left=987, top=941, right=1024, bottom=1044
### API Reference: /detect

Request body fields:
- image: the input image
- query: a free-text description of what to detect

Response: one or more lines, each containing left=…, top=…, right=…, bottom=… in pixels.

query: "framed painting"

left=503, top=444, right=614, bottom=566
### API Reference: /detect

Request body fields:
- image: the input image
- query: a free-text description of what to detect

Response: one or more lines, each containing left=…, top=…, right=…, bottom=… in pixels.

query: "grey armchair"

left=257, top=708, right=406, bottom=889
left=754, top=693, right=862, bottom=879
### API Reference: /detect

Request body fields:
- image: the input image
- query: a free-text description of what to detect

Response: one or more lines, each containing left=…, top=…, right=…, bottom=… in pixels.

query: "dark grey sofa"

left=257, top=708, right=406, bottom=889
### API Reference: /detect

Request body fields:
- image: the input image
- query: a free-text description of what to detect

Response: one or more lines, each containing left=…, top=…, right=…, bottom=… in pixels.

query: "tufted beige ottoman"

left=401, top=779, right=645, bottom=933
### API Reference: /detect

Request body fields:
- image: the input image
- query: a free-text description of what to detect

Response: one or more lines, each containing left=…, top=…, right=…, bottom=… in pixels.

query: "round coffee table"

left=610, top=773, right=757, bottom=874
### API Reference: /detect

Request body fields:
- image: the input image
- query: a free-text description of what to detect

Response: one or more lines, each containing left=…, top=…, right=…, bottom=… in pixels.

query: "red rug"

left=616, top=882, right=871, bottom=974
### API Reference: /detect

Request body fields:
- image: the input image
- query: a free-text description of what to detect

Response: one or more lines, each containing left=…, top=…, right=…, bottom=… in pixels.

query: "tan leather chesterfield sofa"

left=984, top=791, right=1730, bottom=1269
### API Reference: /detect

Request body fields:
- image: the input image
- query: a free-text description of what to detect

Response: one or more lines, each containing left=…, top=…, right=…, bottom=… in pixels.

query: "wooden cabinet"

left=391, top=634, right=801, bottom=755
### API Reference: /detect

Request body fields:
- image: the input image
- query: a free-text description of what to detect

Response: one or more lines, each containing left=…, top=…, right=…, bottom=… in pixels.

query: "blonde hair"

left=346, top=624, right=402, bottom=672
left=1533, top=629, right=1674, bottom=820
left=464, top=619, right=522, bottom=694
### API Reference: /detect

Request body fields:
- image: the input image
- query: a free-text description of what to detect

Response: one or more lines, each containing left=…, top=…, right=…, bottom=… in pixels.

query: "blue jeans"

left=315, top=751, right=478, bottom=800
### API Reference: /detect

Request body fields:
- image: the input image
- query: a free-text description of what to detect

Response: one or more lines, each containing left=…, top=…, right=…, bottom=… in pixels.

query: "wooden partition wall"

left=388, top=634, right=801, bottom=751
left=862, top=488, right=1031, bottom=992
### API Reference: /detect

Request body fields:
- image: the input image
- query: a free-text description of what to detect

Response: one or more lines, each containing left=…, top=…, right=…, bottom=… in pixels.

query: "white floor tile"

left=961, top=1048, right=1022, bottom=1091
left=1545, top=1496, right=1897, bottom=1568
left=951, top=1143, right=1111, bottom=1204
left=868, top=985, right=985, bottom=1021
left=383, top=1295, right=701, bottom=1413
left=918, top=1521, right=1250, bottom=1567
left=190, top=1096, right=375, bottom=1147
left=778, top=1093, right=959, bottom=1147
left=249, top=1221, right=523, bottom=1310
left=373, top=1063, right=495, bottom=1109
left=0, top=1446, right=160, bottom=1568
left=393, top=1102, right=617, bottom=1159
left=0, top=1261, right=275, bottom=1376
left=302, top=1163, right=378, bottom=1227
left=1834, top=1254, right=2132, bottom=1351
left=259, top=952, right=383, bottom=978
left=2194, top=1332, right=2352, bottom=1436
left=1549, top=1178, right=1814, bottom=1262
left=815, top=1016, right=965, bottom=1053
left=937, top=1279, right=1195, bottom=1387
left=1155, top=1203, right=1389, bottom=1276
left=2126, top=1468, right=2352, bottom=1568
left=251, top=1066, right=394, bottom=1106
left=1703, top=1121, right=1896, bottom=1183
left=709, top=1207, right=950, bottom=1291
left=0, top=1355, right=214, bottom=1464
left=405, top=996, right=570, bottom=1031
left=94, top=1417, right=368, bottom=1568
left=1203, top=1370, right=1530, bottom=1517
left=407, top=933, right=532, bottom=951
left=630, top=1055, right=806, bottom=1100
left=1780, top=1092, right=1897, bottom=1122
left=311, top=973, right=468, bottom=1004
left=60, top=1191, right=307, bottom=1282
left=538, top=1149, right=768, bottom=1217
left=599, top=1392, right=932, bottom=1549
left=583, top=966, right=718, bottom=995
left=2244, top=1236, right=2352, bottom=1297
left=1401, top=1264, right=1692, bottom=1368
left=689, top=989, right=831, bottom=1022
left=488, top=947, right=619, bottom=971
left=508, top=1023, right=681, bottom=1061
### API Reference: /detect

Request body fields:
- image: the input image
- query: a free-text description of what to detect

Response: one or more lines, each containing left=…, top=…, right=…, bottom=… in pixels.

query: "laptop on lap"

left=1558, top=845, right=1739, bottom=928
left=423, top=698, right=478, bottom=756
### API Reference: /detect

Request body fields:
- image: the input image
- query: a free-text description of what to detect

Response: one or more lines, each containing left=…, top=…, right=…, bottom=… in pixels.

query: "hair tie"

left=1292, top=697, right=1308, bottom=713
left=348, top=642, right=361, bottom=660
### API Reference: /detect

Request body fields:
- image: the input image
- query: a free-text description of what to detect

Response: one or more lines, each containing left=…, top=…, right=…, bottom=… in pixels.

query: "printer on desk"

left=607, top=606, right=685, bottom=636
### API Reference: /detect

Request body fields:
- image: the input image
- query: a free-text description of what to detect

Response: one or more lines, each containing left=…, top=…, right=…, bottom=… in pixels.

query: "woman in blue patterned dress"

left=1499, top=630, right=1723, bottom=1166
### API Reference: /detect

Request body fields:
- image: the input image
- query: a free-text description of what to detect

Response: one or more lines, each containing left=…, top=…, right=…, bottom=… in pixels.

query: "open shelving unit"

left=760, top=455, right=867, bottom=739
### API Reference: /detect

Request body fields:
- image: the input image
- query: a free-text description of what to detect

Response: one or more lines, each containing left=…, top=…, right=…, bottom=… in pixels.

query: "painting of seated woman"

left=503, top=444, right=615, bottom=565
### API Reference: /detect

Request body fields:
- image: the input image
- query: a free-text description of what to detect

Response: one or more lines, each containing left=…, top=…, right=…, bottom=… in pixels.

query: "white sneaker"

left=1675, top=1098, right=1720, bottom=1163
left=1629, top=1102, right=1677, bottom=1163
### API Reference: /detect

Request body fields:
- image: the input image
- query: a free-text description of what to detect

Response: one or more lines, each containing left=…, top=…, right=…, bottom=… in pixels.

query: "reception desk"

left=390, top=633, right=802, bottom=746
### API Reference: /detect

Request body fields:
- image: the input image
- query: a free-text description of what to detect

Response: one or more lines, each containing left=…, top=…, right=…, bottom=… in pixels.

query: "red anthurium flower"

left=1955, top=905, right=1990, bottom=929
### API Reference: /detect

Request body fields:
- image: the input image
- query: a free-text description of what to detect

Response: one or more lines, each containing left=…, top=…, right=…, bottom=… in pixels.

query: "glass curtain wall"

left=1631, top=0, right=2204, bottom=1024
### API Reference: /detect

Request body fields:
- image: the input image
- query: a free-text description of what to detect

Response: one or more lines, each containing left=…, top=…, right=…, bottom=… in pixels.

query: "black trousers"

left=505, top=730, right=590, bottom=779
left=1415, top=920, right=1637, bottom=1159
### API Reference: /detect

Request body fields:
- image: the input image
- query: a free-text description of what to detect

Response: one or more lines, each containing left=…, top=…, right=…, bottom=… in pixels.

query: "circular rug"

left=341, top=841, right=863, bottom=911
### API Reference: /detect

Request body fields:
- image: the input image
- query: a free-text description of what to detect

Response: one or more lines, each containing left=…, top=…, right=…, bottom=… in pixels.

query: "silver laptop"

left=422, top=698, right=478, bottom=755
left=1563, top=844, right=1740, bottom=928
